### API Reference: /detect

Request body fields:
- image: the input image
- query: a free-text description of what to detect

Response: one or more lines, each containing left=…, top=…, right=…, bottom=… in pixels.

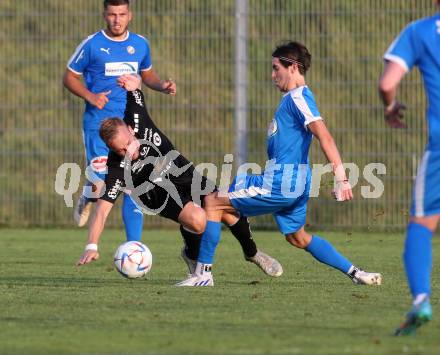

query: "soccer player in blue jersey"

left=177, top=41, right=383, bottom=287
left=63, top=0, right=176, bottom=242
left=378, top=2, right=440, bottom=335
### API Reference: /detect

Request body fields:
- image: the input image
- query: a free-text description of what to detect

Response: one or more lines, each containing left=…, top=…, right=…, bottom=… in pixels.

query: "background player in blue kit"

left=63, top=0, right=176, bottom=242
left=378, top=1, right=440, bottom=335
left=177, top=41, right=383, bottom=287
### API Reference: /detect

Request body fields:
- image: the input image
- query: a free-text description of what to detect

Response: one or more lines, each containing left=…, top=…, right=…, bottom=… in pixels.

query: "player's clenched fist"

left=86, top=90, right=111, bottom=110
left=76, top=250, right=100, bottom=266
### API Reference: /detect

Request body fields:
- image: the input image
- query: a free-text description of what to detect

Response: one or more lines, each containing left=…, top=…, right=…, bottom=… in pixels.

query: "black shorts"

left=136, top=167, right=215, bottom=222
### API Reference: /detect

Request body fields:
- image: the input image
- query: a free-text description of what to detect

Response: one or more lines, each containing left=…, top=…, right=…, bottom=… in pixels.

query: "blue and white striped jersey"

left=67, top=30, right=152, bottom=130
left=267, top=85, right=322, bottom=176
left=384, top=13, right=440, bottom=150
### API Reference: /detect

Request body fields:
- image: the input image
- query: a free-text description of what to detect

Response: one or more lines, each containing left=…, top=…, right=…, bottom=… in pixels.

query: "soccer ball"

left=114, top=241, right=153, bottom=278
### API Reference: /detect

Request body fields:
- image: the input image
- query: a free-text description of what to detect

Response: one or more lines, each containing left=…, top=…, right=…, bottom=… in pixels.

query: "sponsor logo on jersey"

left=127, top=45, right=135, bottom=54
left=100, top=47, right=110, bottom=55
left=132, top=90, right=144, bottom=107
left=267, top=118, right=278, bottom=137
left=153, top=132, right=162, bottom=146
left=91, top=156, right=108, bottom=173
left=107, top=179, right=122, bottom=199
left=105, top=62, right=139, bottom=76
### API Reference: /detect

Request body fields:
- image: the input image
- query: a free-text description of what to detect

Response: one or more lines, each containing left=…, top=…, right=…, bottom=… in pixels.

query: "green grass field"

left=0, top=229, right=439, bottom=354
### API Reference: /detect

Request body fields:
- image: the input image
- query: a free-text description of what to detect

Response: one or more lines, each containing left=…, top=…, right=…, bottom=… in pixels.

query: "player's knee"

left=285, top=232, right=309, bottom=249
left=185, top=208, right=207, bottom=234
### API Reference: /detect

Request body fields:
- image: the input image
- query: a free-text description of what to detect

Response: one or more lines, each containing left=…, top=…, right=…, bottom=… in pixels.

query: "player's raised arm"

left=307, top=120, right=353, bottom=201
left=76, top=199, right=114, bottom=266
left=140, top=69, right=176, bottom=95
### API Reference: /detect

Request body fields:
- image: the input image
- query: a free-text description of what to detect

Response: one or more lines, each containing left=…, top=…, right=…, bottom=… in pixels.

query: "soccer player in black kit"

left=77, top=86, right=283, bottom=282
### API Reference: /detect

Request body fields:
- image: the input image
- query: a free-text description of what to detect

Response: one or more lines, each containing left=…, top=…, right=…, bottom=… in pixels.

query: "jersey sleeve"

left=100, top=158, right=125, bottom=203
left=139, top=36, right=152, bottom=72
left=67, top=35, right=93, bottom=75
left=290, top=87, right=322, bottom=128
left=383, top=22, right=421, bottom=72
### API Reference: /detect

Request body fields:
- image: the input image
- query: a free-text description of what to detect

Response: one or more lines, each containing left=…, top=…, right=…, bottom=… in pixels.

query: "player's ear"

left=128, top=9, right=133, bottom=22
left=127, top=125, right=135, bottom=136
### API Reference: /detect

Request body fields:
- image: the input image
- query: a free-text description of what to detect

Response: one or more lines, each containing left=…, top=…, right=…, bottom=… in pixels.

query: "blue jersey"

left=67, top=30, right=152, bottom=130
left=384, top=13, right=440, bottom=151
left=266, top=85, right=322, bottom=184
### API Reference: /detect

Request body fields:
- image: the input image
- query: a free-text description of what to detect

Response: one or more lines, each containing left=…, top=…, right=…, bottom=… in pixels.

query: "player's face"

left=271, top=57, right=294, bottom=93
left=109, top=125, right=140, bottom=160
left=103, top=5, right=132, bottom=38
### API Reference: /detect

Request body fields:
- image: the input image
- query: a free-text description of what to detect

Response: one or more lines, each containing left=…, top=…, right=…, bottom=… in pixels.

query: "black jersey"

left=100, top=90, right=205, bottom=218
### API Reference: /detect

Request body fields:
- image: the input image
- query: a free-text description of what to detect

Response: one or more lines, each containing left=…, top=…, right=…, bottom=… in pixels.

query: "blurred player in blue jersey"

left=378, top=2, right=440, bottom=336
left=177, top=41, right=383, bottom=287
left=63, top=0, right=176, bottom=242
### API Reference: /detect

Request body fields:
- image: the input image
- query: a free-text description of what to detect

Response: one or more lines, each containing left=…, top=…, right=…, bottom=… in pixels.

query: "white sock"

left=195, top=262, right=212, bottom=276
left=413, top=293, right=429, bottom=307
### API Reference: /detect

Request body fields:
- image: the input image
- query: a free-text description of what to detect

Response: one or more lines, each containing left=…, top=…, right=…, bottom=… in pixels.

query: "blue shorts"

left=228, top=173, right=310, bottom=235
left=82, top=129, right=109, bottom=181
left=410, top=150, right=440, bottom=217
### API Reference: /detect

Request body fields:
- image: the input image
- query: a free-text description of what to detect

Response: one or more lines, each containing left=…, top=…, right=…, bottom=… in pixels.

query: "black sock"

left=179, top=225, right=201, bottom=260
left=228, top=217, right=257, bottom=258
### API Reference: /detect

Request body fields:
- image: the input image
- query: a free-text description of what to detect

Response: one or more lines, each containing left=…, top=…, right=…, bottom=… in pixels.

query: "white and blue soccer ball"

left=114, top=241, right=153, bottom=279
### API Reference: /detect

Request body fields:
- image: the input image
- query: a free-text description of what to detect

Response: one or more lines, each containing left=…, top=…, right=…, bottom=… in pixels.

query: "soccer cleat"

left=175, top=273, right=214, bottom=287
left=351, top=269, right=382, bottom=285
left=180, top=247, right=197, bottom=275
left=245, top=250, right=283, bottom=277
left=395, top=299, right=432, bottom=336
left=73, top=195, right=93, bottom=227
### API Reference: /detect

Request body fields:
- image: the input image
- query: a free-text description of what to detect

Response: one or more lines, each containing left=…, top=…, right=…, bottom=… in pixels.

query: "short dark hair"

left=99, top=118, right=127, bottom=144
left=103, top=0, right=130, bottom=9
left=272, top=41, right=311, bottom=75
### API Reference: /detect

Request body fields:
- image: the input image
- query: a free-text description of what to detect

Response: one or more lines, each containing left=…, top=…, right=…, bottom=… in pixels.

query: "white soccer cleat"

left=245, top=250, right=283, bottom=277
left=351, top=269, right=382, bottom=285
left=73, top=195, right=93, bottom=227
left=180, top=247, right=197, bottom=275
left=175, top=273, right=214, bottom=287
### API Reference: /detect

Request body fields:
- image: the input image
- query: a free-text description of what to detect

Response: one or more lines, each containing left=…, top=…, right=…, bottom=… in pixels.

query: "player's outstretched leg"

left=287, top=232, right=382, bottom=286
left=229, top=217, right=283, bottom=277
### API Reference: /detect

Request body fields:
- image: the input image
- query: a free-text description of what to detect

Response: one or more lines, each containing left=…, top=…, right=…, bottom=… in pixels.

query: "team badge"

left=153, top=132, right=162, bottom=146
left=267, top=119, right=278, bottom=137
left=127, top=46, right=135, bottom=54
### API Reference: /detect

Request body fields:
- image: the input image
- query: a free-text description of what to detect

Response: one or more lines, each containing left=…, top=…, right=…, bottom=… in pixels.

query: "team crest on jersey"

left=153, top=132, right=162, bottom=146
left=127, top=45, right=135, bottom=54
left=91, top=156, right=108, bottom=173
left=267, top=119, right=278, bottom=137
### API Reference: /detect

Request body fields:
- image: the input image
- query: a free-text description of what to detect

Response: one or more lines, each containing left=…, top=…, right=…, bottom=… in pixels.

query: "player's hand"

left=117, top=74, right=142, bottom=91
left=332, top=180, right=353, bottom=201
left=384, top=101, right=407, bottom=129
left=76, top=250, right=100, bottom=266
left=86, top=91, right=111, bottom=110
left=160, top=78, right=176, bottom=95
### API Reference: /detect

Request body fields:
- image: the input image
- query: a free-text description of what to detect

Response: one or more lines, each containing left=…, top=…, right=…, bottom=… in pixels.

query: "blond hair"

left=99, top=118, right=126, bottom=144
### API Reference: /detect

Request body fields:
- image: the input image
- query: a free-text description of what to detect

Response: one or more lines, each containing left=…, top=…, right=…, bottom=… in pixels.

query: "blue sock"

left=404, top=222, right=432, bottom=298
left=198, top=221, right=222, bottom=264
left=305, top=235, right=352, bottom=273
left=122, top=194, right=144, bottom=241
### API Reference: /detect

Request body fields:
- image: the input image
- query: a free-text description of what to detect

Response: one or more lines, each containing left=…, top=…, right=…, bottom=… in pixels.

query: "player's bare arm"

left=141, top=69, right=176, bottom=95
left=308, top=120, right=353, bottom=201
left=63, top=69, right=111, bottom=110
left=76, top=199, right=114, bottom=266
left=378, top=61, right=407, bottom=129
